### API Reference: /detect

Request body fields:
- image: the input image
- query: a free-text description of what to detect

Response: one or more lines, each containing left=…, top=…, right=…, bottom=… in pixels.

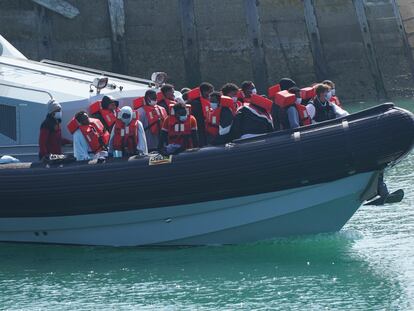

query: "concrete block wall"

left=1, top=0, right=414, bottom=102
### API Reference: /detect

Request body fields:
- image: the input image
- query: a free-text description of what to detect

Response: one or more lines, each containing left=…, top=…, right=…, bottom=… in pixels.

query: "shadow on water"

left=0, top=231, right=407, bottom=310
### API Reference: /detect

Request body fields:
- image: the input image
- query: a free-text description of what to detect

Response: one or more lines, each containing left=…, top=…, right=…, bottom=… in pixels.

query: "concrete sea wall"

left=1, top=0, right=414, bottom=102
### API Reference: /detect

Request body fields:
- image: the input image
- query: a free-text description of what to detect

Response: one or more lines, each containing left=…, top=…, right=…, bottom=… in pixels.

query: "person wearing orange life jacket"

left=231, top=94, right=274, bottom=140
left=238, top=81, right=257, bottom=103
left=158, top=102, right=199, bottom=155
left=205, top=92, right=235, bottom=145
left=281, top=87, right=312, bottom=129
left=136, top=89, right=167, bottom=151
left=221, top=83, right=242, bottom=110
left=108, top=106, right=148, bottom=157
left=187, top=82, right=214, bottom=147
left=157, top=84, right=176, bottom=113
left=90, top=95, right=119, bottom=133
left=68, top=111, right=109, bottom=161
left=322, top=80, right=343, bottom=108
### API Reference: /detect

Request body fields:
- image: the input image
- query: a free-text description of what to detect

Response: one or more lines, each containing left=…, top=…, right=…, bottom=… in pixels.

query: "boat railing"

left=40, top=59, right=154, bottom=86
left=0, top=81, right=53, bottom=100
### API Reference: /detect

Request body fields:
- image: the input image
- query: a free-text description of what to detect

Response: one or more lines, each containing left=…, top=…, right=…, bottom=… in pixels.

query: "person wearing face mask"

left=135, top=90, right=167, bottom=152
left=109, top=106, right=148, bottom=157
left=322, top=80, right=343, bottom=108
left=67, top=111, right=109, bottom=161
left=221, top=83, right=242, bottom=110
left=90, top=95, right=120, bottom=133
left=306, top=84, right=348, bottom=123
left=187, top=82, right=214, bottom=147
left=205, top=92, right=235, bottom=145
left=158, top=102, right=199, bottom=155
left=157, top=84, right=176, bottom=113
left=238, top=81, right=257, bottom=103
left=38, top=99, right=72, bottom=160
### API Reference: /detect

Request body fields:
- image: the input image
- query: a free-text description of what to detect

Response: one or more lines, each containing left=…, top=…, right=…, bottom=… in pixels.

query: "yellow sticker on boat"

left=149, top=154, right=172, bottom=166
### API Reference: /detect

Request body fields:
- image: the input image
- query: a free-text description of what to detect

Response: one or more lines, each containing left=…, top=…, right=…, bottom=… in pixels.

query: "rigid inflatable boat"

left=0, top=104, right=413, bottom=246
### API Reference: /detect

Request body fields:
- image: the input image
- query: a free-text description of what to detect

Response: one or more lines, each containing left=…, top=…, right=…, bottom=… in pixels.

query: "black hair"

left=221, top=83, right=239, bottom=96
left=161, top=84, right=174, bottom=95
left=241, top=81, right=254, bottom=92
left=75, top=111, right=88, bottom=123
left=145, top=89, right=157, bottom=100
left=40, top=114, right=59, bottom=132
left=210, top=91, right=221, bottom=102
left=288, top=86, right=301, bottom=94
left=181, top=87, right=191, bottom=94
left=279, top=78, right=297, bottom=91
left=199, top=82, right=214, bottom=93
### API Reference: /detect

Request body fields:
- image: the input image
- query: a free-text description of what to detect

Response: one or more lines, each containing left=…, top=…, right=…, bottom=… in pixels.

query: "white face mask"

left=331, top=88, right=336, bottom=96
left=179, top=115, right=187, bottom=122
left=325, top=91, right=333, bottom=101
left=149, top=99, right=157, bottom=106
left=232, top=97, right=238, bottom=103
left=54, top=111, right=62, bottom=120
left=251, top=88, right=257, bottom=95
left=295, top=98, right=302, bottom=105
left=210, top=102, right=218, bottom=110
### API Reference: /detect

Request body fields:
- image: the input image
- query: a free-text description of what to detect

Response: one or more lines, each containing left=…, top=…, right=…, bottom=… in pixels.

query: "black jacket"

left=231, top=104, right=274, bottom=140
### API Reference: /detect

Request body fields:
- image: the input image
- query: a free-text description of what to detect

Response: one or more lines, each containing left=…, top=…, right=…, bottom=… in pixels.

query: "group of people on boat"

left=38, top=78, right=348, bottom=161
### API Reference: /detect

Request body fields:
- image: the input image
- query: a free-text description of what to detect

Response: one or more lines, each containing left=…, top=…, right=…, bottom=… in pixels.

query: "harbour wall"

left=1, top=0, right=414, bottom=102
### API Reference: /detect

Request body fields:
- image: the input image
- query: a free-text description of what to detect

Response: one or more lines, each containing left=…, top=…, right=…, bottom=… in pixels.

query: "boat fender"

left=274, top=91, right=296, bottom=109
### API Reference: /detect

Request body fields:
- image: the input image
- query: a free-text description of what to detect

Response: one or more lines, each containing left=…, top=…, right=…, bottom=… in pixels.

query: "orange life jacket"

left=156, top=92, right=176, bottom=114
left=67, top=117, right=109, bottom=153
left=89, top=100, right=119, bottom=130
left=268, top=84, right=281, bottom=101
left=112, top=118, right=139, bottom=154
left=237, top=90, right=252, bottom=104
left=300, top=87, right=316, bottom=101
left=275, top=90, right=311, bottom=126
left=167, top=115, right=194, bottom=149
left=242, top=94, right=274, bottom=125
left=205, top=96, right=236, bottom=137
left=187, top=87, right=210, bottom=119
left=133, top=97, right=167, bottom=135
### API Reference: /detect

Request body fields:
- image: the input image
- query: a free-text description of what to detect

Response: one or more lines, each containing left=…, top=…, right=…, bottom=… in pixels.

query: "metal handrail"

left=0, top=81, right=53, bottom=100
left=40, top=59, right=154, bottom=86
left=0, top=60, right=93, bottom=84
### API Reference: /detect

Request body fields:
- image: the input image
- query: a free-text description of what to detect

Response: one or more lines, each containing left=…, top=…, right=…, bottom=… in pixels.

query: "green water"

left=1, top=101, right=413, bottom=310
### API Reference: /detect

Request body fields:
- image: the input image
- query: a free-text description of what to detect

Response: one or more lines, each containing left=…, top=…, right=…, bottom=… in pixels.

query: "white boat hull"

left=0, top=172, right=378, bottom=246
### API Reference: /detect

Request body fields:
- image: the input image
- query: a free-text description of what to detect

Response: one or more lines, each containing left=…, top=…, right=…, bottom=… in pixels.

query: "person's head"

left=209, top=91, right=221, bottom=110
left=144, top=89, right=157, bottom=106
left=181, top=87, right=191, bottom=95
left=241, top=81, right=256, bottom=97
left=75, top=111, right=90, bottom=126
left=47, top=99, right=62, bottom=120
left=315, top=83, right=331, bottom=102
left=200, top=82, right=214, bottom=100
left=322, top=80, right=336, bottom=96
left=279, top=78, right=297, bottom=91
left=288, top=87, right=302, bottom=105
left=101, top=96, right=119, bottom=112
left=119, top=106, right=133, bottom=125
left=173, top=102, right=188, bottom=122
left=221, top=83, right=239, bottom=102
left=161, top=84, right=175, bottom=100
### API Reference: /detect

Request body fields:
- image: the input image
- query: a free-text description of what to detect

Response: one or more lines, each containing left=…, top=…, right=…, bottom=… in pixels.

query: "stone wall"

left=1, top=0, right=413, bottom=102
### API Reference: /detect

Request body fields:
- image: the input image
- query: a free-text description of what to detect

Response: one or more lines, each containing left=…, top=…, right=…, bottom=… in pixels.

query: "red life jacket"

left=133, top=96, right=167, bottom=135
left=167, top=115, right=194, bottom=149
left=275, top=90, right=311, bottom=126
left=112, top=118, right=139, bottom=154
left=268, top=83, right=281, bottom=101
left=330, top=96, right=342, bottom=108
left=187, top=87, right=210, bottom=119
left=67, top=117, right=109, bottom=153
left=242, top=94, right=274, bottom=125
left=237, top=90, right=252, bottom=104
left=89, top=100, right=119, bottom=130
left=156, top=92, right=176, bottom=114
left=300, top=87, right=316, bottom=101
left=205, top=96, right=236, bottom=137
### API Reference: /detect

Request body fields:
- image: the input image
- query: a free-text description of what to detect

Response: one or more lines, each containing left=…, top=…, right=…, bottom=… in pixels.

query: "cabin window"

left=0, top=104, right=17, bottom=141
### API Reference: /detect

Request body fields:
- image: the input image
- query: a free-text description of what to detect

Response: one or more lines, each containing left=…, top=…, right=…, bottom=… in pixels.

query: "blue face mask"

left=179, top=115, right=187, bottom=122
left=210, top=102, right=218, bottom=110
left=325, top=91, right=333, bottom=101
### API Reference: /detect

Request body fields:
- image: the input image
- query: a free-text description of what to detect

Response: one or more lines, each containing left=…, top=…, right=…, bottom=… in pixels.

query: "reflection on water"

left=0, top=100, right=413, bottom=310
